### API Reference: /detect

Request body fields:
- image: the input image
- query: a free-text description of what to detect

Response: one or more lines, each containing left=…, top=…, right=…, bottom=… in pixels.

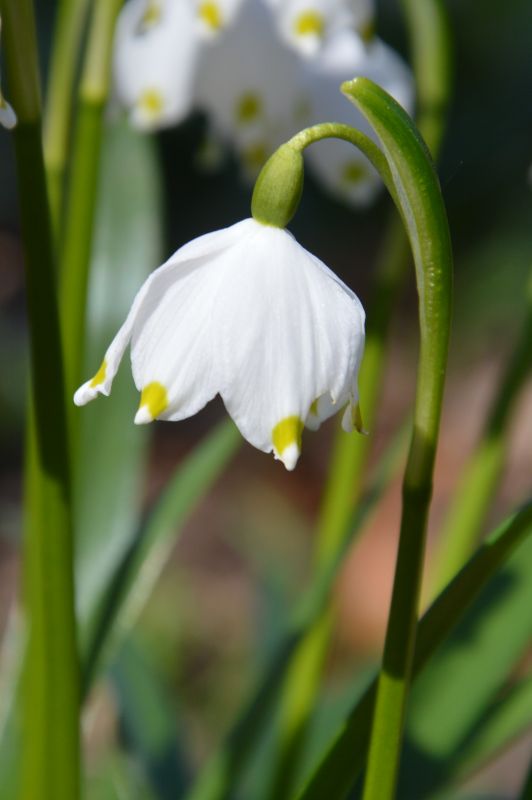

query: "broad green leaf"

left=74, top=119, right=162, bottom=655
left=397, top=531, right=532, bottom=798
left=296, top=503, right=532, bottom=800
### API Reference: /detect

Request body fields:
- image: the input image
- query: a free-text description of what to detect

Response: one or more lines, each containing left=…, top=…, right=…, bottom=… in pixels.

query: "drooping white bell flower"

left=74, top=218, right=365, bottom=470
left=193, top=0, right=247, bottom=37
left=195, top=0, right=307, bottom=177
left=0, top=17, right=16, bottom=130
left=301, top=30, right=414, bottom=206
left=266, top=0, right=373, bottom=58
left=113, top=0, right=199, bottom=131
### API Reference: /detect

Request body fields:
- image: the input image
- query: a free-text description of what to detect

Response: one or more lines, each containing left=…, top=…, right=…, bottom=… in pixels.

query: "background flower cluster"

left=114, top=0, right=413, bottom=205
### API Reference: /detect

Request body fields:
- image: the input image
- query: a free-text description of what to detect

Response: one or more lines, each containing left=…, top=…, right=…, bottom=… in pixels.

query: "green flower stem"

left=44, top=0, right=91, bottom=234
left=267, top=9, right=452, bottom=792
left=430, top=269, right=532, bottom=596
left=341, top=79, right=452, bottom=800
left=297, top=502, right=532, bottom=800
left=401, top=0, right=452, bottom=158
left=59, top=0, right=123, bottom=400
left=185, top=424, right=408, bottom=800
left=1, top=1, right=80, bottom=798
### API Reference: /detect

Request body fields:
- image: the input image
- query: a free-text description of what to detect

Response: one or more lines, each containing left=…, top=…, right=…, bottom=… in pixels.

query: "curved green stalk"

left=297, top=502, right=532, bottom=799
left=266, top=7, right=452, bottom=793
left=44, top=0, right=91, bottom=234
left=340, top=78, right=452, bottom=800
left=1, top=1, right=79, bottom=798
left=59, top=0, right=123, bottom=400
left=430, top=268, right=532, bottom=596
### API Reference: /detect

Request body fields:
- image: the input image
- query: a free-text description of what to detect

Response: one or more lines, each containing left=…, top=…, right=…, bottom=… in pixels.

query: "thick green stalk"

left=185, top=425, right=407, bottom=800
left=1, top=1, right=80, bottom=798
left=266, top=8, right=452, bottom=792
left=44, top=0, right=91, bottom=234
left=59, top=0, right=123, bottom=400
left=337, top=80, right=452, bottom=800
left=297, top=502, right=532, bottom=799
left=431, top=270, right=532, bottom=595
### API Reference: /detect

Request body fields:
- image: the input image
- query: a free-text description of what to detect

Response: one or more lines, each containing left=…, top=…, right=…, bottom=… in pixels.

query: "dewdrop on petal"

left=74, top=144, right=366, bottom=470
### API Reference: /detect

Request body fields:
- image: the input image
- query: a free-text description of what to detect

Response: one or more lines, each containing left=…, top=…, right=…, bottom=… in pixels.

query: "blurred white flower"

left=302, top=30, right=414, bottom=206
left=196, top=0, right=306, bottom=177
left=267, top=0, right=373, bottom=57
left=0, top=17, right=16, bottom=130
left=74, top=218, right=365, bottom=470
left=113, top=0, right=199, bottom=130
left=193, top=0, right=246, bottom=37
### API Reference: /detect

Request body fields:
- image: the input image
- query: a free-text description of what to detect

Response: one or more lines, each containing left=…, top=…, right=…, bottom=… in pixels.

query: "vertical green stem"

left=430, top=269, right=532, bottom=595
left=1, top=1, right=80, bottom=798
left=267, top=4, right=452, bottom=794
left=337, top=79, right=453, bottom=800
left=44, top=0, right=91, bottom=235
left=59, top=0, right=123, bottom=401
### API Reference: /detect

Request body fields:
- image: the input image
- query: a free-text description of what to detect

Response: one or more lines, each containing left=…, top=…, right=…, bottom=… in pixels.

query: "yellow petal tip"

left=272, top=416, right=304, bottom=470
left=136, top=381, right=168, bottom=424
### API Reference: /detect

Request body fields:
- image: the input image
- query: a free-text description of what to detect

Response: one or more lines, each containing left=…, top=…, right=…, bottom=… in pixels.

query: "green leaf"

left=74, top=119, right=162, bottom=657
left=398, top=531, right=532, bottom=797
left=110, top=637, right=190, bottom=799
left=296, top=503, right=532, bottom=800
left=82, top=419, right=241, bottom=691
left=185, top=422, right=408, bottom=800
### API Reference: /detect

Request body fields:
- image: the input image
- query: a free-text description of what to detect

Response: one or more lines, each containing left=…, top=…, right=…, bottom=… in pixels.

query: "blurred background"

left=1, top=0, right=531, bottom=797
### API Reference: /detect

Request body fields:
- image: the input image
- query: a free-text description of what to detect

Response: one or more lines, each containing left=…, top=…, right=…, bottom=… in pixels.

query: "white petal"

left=195, top=0, right=305, bottom=160
left=194, top=0, right=246, bottom=37
left=74, top=219, right=251, bottom=408
left=113, top=0, right=199, bottom=130
left=272, top=0, right=355, bottom=57
left=303, top=30, right=414, bottom=206
left=0, top=99, right=16, bottom=129
left=218, top=221, right=365, bottom=467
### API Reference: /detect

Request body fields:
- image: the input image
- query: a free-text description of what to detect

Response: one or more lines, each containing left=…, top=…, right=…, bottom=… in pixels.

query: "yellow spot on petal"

left=138, top=0, right=161, bottom=32
left=309, top=399, right=319, bottom=416
left=272, top=416, right=304, bottom=456
left=359, top=18, right=375, bottom=43
left=352, top=402, right=367, bottom=435
left=235, top=92, right=262, bottom=124
left=198, top=1, right=223, bottom=30
left=241, top=142, right=269, bottom=172
left=342, top=161, right=368, bottom=186
left=293, top=10, right=325, bottom=38
left=138, top=89, right=164, bottom=118
left=89, top=360, right=107, bottom=388
left=139, top=381, right=168, bottom=419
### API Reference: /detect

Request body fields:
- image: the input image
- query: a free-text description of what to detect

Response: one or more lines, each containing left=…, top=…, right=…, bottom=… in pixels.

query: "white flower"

left=267, top=0, right=373, bottom=58
left=113, top=0, right=199, bottom=131
left=301, top=30, right=414, bottom=206
left=74, top=218, right=365, bottom=470
left=195, top=0, right=306, bottom=177
left=193, top=0, right=246, bottom=37
left=0, top=17, right=16, bottom=130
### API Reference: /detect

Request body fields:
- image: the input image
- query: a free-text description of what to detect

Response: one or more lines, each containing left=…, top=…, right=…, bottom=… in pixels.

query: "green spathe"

left=251, top=143, right=304, bottom=228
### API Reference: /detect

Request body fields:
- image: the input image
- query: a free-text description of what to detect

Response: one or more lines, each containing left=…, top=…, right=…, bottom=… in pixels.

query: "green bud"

left=251, top=143, right=304, bottom=228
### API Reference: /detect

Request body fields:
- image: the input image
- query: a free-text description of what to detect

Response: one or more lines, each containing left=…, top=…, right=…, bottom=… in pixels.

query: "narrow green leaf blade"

left=296, top=504, right=532, bottom=800
left=74, top=119, right=162, bottom=654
